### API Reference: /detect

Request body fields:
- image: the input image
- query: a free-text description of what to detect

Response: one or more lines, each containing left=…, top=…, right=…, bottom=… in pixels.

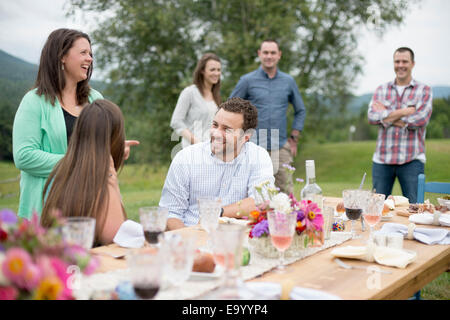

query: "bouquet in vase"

left=248, top=177, right=324, bottom=257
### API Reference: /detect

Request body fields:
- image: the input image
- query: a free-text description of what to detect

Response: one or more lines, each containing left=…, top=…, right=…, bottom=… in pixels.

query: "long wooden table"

left=90, top=197, right=450, bottom=300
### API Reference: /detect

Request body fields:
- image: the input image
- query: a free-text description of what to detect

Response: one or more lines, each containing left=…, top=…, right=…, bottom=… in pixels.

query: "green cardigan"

left=12, top=88, right=103, bottom=219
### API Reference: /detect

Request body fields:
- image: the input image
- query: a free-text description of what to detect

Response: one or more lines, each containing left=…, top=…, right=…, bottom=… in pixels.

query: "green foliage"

left=67, top=0, right=415, bottom=163
left=0, top=100, right=15, bottom=161
left=427, top=96, right=450, bottom=139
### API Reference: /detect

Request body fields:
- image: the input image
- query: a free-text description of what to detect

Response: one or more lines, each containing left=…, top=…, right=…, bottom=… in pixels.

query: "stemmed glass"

left=161, top=233, right=196, bottom=287
left=139, top=206, right=168, bottom=246
left=128, top=249, right=163, bottom=300
left=363, top=193, right=386, bottom=242
left=198, top=197, right=222, bottom=248
left=204, top=224, right=254, bottom=299
left=267, top=211, right=297, bottom=272
left=61, top=217, right=96, bottom=250
left=342, top=189, right=371, bottom=239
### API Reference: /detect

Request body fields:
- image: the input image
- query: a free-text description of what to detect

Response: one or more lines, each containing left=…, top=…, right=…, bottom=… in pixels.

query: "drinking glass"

left=267, top=211, right=297, bottom=272
left=198, top=197, right=222, bottom=248
left=161, top=233, right=196, bottom=287
left=322, top=206, right=334, bottom=240
left=363, top=193, right=386, bottom=242
left=128, top=249, right=163, bottom=300
left=342, top=189, right=371, bottom=239
left=62, top=217, right=96, bottom=250
left=204, top=224, right=254, bottom=299
left=139, top=206, right=168, bottom=246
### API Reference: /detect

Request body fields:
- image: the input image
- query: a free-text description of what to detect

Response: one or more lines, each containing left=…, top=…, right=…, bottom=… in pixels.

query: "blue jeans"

left=372, top=160, right=424, bottom=204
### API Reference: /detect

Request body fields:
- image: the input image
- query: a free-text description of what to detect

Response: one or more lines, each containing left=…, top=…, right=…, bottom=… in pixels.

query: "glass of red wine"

left=342, top=189, right=371, bottom=239
left=363, top=192, right=386, bottom=242
left=267, top=211, right=297, bottom=272
left=128, top=248, right=163, bottom=300
left=139, top=206, right=168, bottom=246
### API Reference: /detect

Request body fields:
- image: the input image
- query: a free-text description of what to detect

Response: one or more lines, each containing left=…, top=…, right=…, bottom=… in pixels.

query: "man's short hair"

left=219, top=97, right=258, bottom=132
left=394, top=47, right=415, bottom=62
left=260, top=39, right=280, bottom=51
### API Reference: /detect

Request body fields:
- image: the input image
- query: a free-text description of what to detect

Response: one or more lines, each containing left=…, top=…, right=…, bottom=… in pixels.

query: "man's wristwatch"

left=290, top=134, right=299, bottom=142
left=220, top=207, right=224, bottom=217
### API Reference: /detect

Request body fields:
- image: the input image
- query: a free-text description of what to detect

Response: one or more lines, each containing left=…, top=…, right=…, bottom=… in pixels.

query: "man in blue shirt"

left=230, top=39, right=306, bottom=194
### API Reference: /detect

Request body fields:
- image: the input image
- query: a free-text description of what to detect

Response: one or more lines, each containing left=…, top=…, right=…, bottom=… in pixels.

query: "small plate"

left=437, top=198, right=450, bottom=210
left=381, top=213, right=394, bottom=221
left=189, top=270, right=221, bottom=281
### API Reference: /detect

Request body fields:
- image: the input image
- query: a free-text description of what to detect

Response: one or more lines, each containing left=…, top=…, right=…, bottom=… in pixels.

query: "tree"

left=67, top=0, right=416, bottom=163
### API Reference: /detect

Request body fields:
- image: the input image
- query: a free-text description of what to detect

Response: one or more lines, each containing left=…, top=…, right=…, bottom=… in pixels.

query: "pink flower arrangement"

left=0, top=209, right=99, bottom=300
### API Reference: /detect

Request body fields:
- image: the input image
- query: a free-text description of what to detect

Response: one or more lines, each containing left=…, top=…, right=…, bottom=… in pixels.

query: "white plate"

left=381, top=213, right=394, bottom=221
left=189, top=270, right=221, bottom=281
left=437, top=198, right=450, bottom=210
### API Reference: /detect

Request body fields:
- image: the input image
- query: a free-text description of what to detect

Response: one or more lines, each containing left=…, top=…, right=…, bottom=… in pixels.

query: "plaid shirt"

left=368, top=79, right=433, bottom=165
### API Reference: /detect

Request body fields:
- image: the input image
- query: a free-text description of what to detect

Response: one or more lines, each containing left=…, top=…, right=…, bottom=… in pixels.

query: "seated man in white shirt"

left=160, top=97, right=275, bottom=230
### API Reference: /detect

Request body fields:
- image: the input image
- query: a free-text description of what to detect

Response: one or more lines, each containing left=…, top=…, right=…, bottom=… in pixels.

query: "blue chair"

left=412, top=174, right=450, bottom=300
left=417, top=174, right=450, bottom=203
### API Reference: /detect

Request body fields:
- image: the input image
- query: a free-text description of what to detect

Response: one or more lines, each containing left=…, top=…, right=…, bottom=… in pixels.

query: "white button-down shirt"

left=159, top=141, right=275, bottom=226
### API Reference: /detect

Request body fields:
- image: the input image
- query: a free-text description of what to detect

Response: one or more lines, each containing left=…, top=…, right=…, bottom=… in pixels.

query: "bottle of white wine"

left=300, top=160, right=323, bottom=209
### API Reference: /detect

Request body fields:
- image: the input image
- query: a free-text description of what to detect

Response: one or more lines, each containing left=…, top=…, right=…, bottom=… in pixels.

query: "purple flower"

left=296, top=178, right=304, bottom=183
left=0, top=209, right=18, bottom=225
left=251, top=220, right=269, bottom=238
left=295, top=209, right=305, bottom=222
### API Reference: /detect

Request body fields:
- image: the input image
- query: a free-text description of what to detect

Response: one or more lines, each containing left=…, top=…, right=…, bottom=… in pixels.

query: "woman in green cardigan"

left=12, top=29, right=104, bottom=219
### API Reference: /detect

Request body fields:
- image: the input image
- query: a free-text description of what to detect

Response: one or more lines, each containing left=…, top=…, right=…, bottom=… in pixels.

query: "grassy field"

left=1, top=139, right=449, bottom=299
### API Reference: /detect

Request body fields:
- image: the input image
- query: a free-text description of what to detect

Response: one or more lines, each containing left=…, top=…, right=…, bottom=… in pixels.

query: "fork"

left=334, top=258, right=392, bottom=274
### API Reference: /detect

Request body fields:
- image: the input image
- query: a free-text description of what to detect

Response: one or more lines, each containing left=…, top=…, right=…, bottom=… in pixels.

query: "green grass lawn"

left=1, top=139, right=449, bottom=299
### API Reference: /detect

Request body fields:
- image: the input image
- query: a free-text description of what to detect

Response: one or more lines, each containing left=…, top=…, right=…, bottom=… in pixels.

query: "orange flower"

left=250, top=210, right=260, bottom=220
left=33, top=276, right=64, bottom=300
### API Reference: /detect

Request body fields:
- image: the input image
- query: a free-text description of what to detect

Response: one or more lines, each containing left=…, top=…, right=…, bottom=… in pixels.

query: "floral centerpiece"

left=248, top=166, right=324, bottom=258
left=0, top=209, right=99, bottom=300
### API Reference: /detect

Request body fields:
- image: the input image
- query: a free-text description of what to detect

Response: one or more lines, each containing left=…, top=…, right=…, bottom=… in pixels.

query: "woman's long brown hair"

left=41, top=100, right=126, bottom=242
left=35, top=28, right=93, bottom=106
left=193, top=53, right=221, bottom=106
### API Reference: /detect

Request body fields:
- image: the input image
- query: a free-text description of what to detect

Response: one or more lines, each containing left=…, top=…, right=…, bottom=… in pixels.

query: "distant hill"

left=348, top=86, right=450, bottom=115
left=0, top=49, right=106, bottom=108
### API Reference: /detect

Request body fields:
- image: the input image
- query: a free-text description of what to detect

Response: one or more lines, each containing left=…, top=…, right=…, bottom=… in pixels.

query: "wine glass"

left=197, top=197, right=222, bottom=248
left=204, top=224, right=255, bottom=299
left=61, top=217, right=96, bottom=250
left=342, top=189, right=371, bottom=239
left=267, top=211, right=297, bottom=272
left=161, top=233, right=196, bottom=287
left=363, top=193, right=386, bottom=242
left=128, top=248, right=163, bottom=300
left=139, top=206, right=168, bottom=246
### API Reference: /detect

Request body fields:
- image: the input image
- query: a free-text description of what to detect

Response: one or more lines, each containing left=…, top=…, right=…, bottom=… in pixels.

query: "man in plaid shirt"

left=368, top=47, right=432, bottom=203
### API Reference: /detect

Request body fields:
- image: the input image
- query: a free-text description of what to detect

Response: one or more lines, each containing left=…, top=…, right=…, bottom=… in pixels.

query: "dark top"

left=62, top=108, right=77, bottom=143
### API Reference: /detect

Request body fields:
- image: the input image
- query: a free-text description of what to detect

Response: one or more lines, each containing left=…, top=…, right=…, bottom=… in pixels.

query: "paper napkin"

left=113, top=220, right=145, bottom=248
left=331, top=244, right=417, bottom=268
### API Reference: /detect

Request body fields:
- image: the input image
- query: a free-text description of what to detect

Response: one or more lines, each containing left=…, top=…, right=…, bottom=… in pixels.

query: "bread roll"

left=192, top=251, right=216, bottom=273
left=336, top=202, right=345, bottom=213
left=382, top=203, right=390, bottom=216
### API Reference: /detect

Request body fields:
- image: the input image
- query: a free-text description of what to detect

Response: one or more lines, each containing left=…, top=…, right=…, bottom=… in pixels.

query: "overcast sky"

left=1, top=0, right=449, bottom=95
